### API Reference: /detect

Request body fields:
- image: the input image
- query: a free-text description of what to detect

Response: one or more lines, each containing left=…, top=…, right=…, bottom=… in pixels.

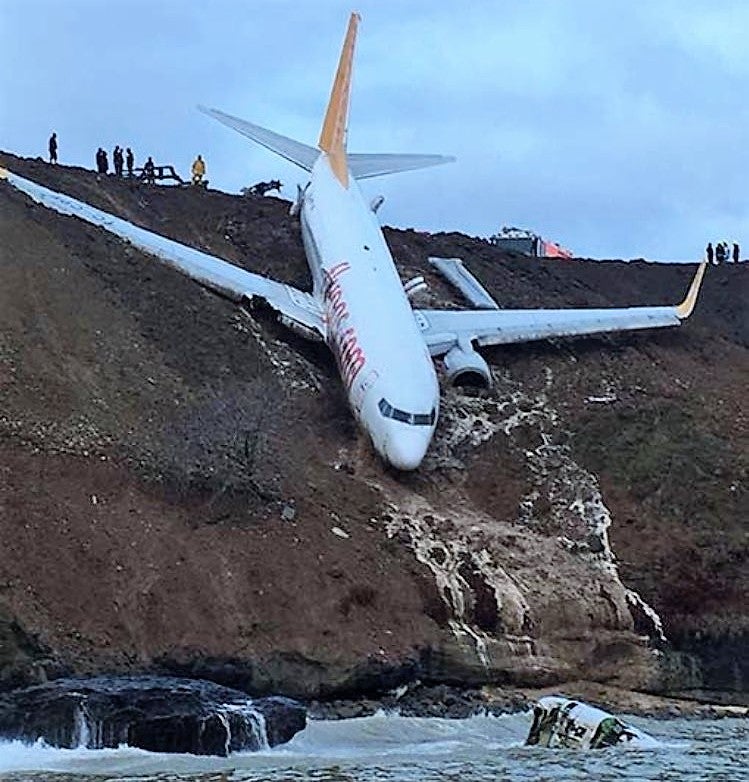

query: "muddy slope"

left=1, top=151, right=746, bottom=702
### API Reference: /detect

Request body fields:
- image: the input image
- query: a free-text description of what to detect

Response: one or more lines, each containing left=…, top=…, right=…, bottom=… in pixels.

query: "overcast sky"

left=2, top=0, right=748, bottom=260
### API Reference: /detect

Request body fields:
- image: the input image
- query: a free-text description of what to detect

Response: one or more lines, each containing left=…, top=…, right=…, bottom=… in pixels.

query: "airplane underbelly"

left=300, top=209, right=324, bottom=294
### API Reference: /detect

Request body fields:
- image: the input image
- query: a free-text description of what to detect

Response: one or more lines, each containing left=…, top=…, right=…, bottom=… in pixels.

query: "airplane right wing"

left=1, top=168, right=325, bottom=341
left=416, top=262, right=707, bottom=356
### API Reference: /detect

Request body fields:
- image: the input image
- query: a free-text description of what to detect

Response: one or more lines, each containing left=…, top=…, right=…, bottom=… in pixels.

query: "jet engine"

left=443, top=341, right=492, bottom=388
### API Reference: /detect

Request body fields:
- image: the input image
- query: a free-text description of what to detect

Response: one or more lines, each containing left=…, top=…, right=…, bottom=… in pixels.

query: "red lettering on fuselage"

left=322, top=261, right=367, bottom=390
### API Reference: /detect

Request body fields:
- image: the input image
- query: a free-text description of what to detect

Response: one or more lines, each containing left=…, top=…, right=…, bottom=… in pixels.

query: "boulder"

left=0, top=675, right=306, bottom=756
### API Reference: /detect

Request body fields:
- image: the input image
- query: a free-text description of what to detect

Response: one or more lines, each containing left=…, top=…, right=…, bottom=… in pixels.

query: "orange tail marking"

left=318, top=12, right=360, bottom=188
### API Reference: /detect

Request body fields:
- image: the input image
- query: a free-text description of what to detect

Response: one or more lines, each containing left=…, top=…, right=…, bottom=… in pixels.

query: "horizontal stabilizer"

left=198, top=105, right=319, bottom=172
left=348, top=152, right=455, bottom=180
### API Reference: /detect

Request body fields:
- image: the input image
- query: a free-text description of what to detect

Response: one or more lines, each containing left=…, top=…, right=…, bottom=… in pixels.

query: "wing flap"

left=3, top=168, right=325, bottom=339
left=429, top=256, right=498, bottom=309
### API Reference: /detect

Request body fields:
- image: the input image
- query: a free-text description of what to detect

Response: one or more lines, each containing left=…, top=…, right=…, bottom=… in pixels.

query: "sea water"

left=0, top=711, right=746, bottom=781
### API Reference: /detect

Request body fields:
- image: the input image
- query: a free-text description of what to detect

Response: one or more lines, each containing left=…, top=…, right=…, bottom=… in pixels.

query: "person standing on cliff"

left=733, top=242, right=740, bottom=263
left=705, top=242, right=714, bottom=264
left=125, top=147, right=134, bottom=177
left=48, top=132, right=58, bottom=164
left=113, top=146, right=124, bottom=176
left=96, top=148, right=110, bottom=175
left=143, top=156, right=155, bottom=184
left=191, top=154, right=206, bottom=185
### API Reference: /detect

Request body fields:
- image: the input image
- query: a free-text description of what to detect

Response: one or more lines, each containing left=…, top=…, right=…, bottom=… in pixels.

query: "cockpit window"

left=378, top=398, right=436, bottom=426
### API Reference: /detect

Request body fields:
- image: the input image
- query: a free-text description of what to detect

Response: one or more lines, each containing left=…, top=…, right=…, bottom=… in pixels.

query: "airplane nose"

left=384, top=431, right=429, bottom=471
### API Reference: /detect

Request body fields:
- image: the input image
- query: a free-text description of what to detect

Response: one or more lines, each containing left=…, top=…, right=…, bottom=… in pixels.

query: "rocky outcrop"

left=309, top=683, right=530, bottom=720
left=0, top=676, right=305, bottom=755
left=0, top=610, right=50, bottom=690
left=0, top=151, right=746, bottom=706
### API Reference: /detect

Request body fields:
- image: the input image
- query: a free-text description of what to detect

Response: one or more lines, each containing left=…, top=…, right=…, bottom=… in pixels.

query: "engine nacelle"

left=443, top=342, right=492, bottom=388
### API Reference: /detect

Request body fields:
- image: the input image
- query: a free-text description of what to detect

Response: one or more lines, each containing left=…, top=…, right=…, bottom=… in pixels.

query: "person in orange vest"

left=191, top=154, right=206, bottom=185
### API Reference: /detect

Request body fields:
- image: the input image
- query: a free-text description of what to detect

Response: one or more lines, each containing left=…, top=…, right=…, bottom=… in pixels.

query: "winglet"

left=675, top=261, right=707, bottom=319
left=318, top=12, right=360, bottom=188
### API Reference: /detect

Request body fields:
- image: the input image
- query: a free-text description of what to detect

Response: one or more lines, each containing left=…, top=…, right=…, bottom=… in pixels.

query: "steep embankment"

left=1, top=152, right=746, bottom=703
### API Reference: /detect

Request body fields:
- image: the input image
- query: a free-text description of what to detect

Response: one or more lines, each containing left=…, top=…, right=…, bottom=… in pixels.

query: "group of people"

left=706, top=241, right=740, bottom=264
left=47, top=133, right=205, bottom=187
left=95, top=145, right=135, bottom=176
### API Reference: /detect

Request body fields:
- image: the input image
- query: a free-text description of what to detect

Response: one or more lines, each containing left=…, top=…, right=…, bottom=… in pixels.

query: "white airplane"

left=1, top=13, right=706, bottom=471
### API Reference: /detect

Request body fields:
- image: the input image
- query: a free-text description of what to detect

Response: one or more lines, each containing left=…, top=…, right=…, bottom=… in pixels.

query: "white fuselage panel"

left=301, top=155, right=439, bottom=469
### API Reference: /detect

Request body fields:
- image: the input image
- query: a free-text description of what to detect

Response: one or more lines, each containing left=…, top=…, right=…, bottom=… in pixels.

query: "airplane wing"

left=1, top=167, right=325, bottom=340
left=415, top=262, right=706, bottom=356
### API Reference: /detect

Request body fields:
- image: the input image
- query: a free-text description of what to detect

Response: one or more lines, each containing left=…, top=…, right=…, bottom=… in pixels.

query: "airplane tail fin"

left=200, top=14, right=455, bottom=182
left=318, top=12, right=360, bottom=187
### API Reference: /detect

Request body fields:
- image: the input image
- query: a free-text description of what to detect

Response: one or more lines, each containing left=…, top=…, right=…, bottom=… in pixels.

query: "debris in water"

left=526, top=696, right=657, bottom=749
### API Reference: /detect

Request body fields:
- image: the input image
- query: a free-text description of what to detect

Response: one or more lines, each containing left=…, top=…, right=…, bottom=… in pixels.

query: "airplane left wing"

left=1, top=168, right=325, bottom=340
left=416, top=262, right=706, bottom=356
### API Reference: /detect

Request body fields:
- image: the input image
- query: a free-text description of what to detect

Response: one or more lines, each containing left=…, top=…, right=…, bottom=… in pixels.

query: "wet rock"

left=309, top=684, right=529, bottom=720
left=0, top=608, right=64, bottom=691
left=394, top=684, right=527, bottom=718
left=0, top=675, right=306, bottom=756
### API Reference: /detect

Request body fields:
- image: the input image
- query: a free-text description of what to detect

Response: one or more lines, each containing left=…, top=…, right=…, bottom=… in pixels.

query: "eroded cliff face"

left=0, top=152, right=746, bottom=702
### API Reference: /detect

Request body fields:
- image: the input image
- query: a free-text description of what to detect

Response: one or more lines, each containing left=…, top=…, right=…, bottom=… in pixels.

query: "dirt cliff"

left=1, top=152, right=746, bottom=703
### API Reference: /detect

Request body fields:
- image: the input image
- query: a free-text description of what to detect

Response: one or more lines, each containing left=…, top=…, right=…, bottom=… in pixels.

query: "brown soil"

left=0, top=151, right=746, bottom=703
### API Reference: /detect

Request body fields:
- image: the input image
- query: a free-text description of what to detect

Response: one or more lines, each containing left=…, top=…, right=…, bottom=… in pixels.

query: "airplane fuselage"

left=300, top=155, right=439, bottom=469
